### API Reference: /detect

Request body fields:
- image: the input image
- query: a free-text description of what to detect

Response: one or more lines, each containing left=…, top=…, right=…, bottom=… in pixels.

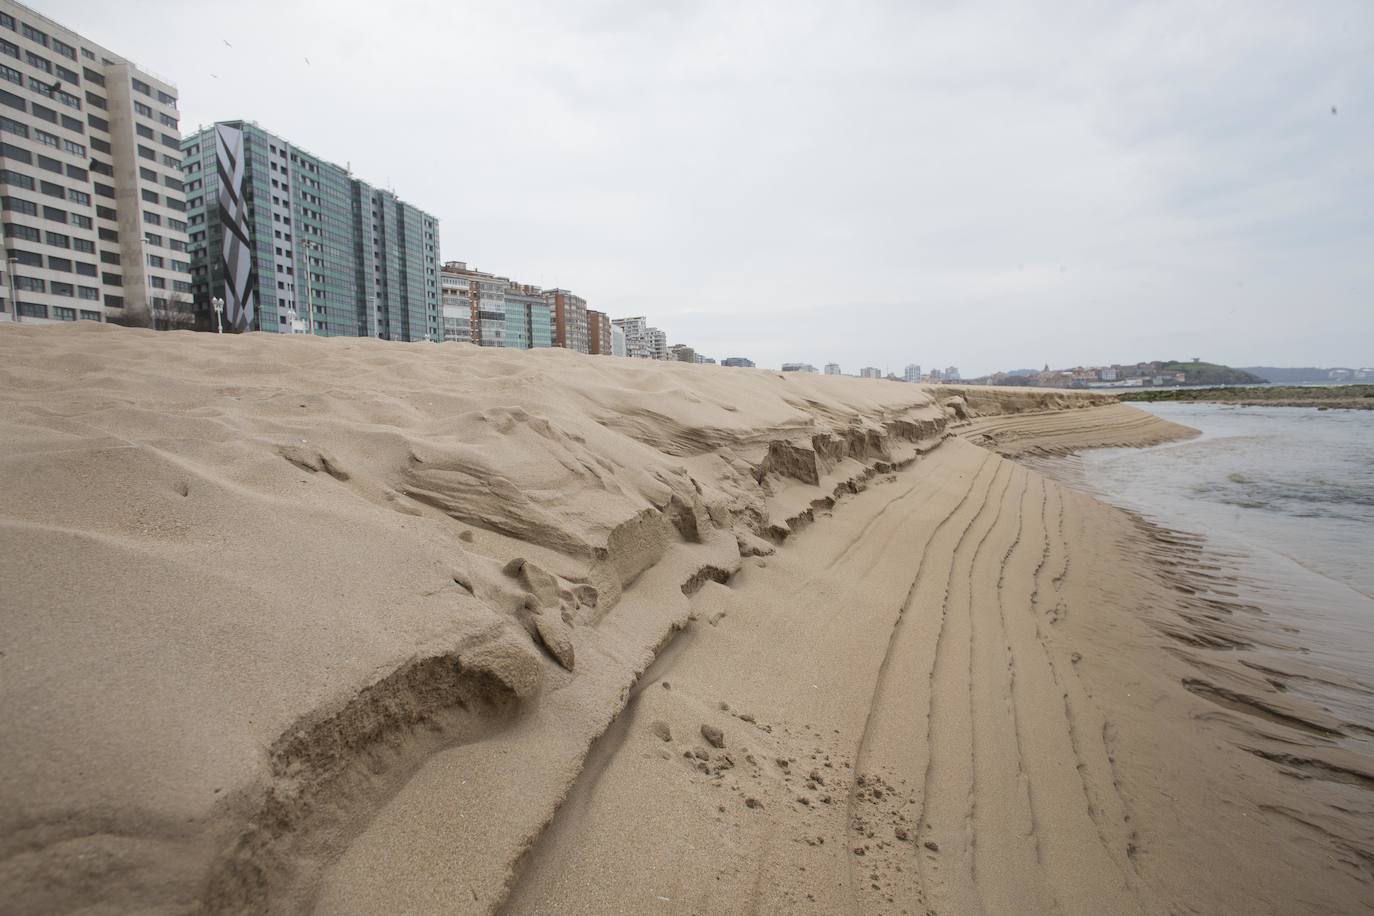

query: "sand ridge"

left=2, top=323, right=1367, bottom=914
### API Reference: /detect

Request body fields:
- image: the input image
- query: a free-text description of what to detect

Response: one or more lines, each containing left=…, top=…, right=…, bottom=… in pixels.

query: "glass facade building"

left=180, top=120, right=439, bottom=339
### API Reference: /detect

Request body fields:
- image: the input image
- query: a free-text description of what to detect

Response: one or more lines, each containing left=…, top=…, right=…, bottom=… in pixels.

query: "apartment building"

left=721, top=356, right=754, bottom=368
left=648, top=326, right=668, bottom=360
left=586, top=308, right=612, bottom=355
left=824, top=363, right=841, bottom=375
left=904, top=363, right=921, bottom=382
left=507, top=282, right=553, bottom=349
left=612, top=315, right=652, bottom=358
left=0, top=0, right=189, bottom=326
left=860, top=366, right=882, bottom=379
left=543, top=288, right=587, bottom=353
left=181, top=121, right=439, bottom=339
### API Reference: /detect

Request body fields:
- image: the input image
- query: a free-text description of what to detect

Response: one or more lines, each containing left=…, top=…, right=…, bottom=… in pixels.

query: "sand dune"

left=1, top=324, right=1369, bottom=915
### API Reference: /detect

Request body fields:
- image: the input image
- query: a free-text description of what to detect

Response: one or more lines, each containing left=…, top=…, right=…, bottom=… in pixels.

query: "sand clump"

left=3, top=323, right=1368, bottom=915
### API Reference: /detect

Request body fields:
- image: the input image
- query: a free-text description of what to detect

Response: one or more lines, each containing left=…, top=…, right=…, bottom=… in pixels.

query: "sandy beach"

left=2, top=323, right=1371, bottom=915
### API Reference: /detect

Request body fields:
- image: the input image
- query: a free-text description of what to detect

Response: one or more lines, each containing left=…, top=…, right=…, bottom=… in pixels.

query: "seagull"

left=1331, top=105, right=1338, bottom=115
left=222, top=38, right=232, bottom=48
left=304, top=56, right=311, bottom=66
left=210, top=73, right=220, bottom=79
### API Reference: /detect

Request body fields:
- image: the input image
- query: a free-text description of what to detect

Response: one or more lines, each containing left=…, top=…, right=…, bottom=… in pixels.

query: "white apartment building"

left=612, top=315, right=652, bottom=358
left=824, top=362, right=841, bottom=375
left=648, top=326, right=668, bottom=360
left=904, top=363, right=921, bottom=382
left=0, top=0, right=189, bottom=326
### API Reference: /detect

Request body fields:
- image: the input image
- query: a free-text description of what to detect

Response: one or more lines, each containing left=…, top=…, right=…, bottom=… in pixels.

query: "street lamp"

left=211, top=296, right=224, bottom=334
left=285, top=307, right=298, bottom=334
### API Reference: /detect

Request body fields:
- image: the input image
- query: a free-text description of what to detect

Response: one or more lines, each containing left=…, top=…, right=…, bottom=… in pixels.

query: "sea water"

left=1042, top=402, right=1374, bottom=727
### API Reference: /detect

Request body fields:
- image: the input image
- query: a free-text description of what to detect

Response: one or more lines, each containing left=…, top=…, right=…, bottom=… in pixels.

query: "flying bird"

left=1332, top=105, right=1338, bottom=115
left=47, top=79, right=61, bottom=93
left=304, top=57, right=311, bottom=66
left=222, top=38, right=232, bottom=48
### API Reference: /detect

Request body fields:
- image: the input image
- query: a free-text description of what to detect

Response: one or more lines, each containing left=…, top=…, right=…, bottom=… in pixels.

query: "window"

left=64, top=164, right=86, bottom=180
left=137, top=144, right=154, bottom=160
left=94, top=182, right=114, bottom=198
left=159, top=153, right=178, bottom=168
left=80, top=309, right=101, bottom=319
left=84, top=91, right=105, bottom=110
left=82, top=67, right=102, bottom=86
left=147, top=254, right=163, bottom=268
left=0, top=142, right=29, bottom=162
left=86, top=113, right=107, bottom=132
left=45, top=230, right=69, bottom=247
left=135, top=123, right=153, bottom=139
left=95, top=205, right=114, bottom=220
left=0, top=169, right=32, bottom=189
left=103, top=294, right=123, bottom=308
left=42, top=204, right=67, bottom=222
left=75, top=261, right=95, bottom=277
left=56, top=91, right=79, bottom=111
left=51, top=306, right=75, bottom=320
left=40, top=180, right=63, bottom=198
left=149, top=275, right=165, bottom=289
left=17, top=302, right=47, bottom=318
left=73, top=237, right=93, bottom=253
left=50, top=281, right=74, bottom=297
left=52, top=39, right=76, bottom=61
left=173, top=279, right=191, bottom=293
left=67, top=188, right=88, bottom=205
left=0, top=63, right=17, bottom=84
left=15, top=276, right=45, bottom=291
left=3, top=222, right=38, bottom=241
left=143, top=210, right=161, bottom=225
left=157, top=90, right=176, bottom=107
left=164, top=175, right=183, bottom=191
left=167, top=217, right=186, bottom=232
left=48, top=255, right=71, bottom=271
left=62, top=139, right=84, bottom=156
left=99, top=250, right=117, bottom=264
left=60, top=114, right=81, bottom=131
left=101, top=271, right=120, bottom=285
left=11, top=249, right=42, bottom=267
left=55, top=63, right=78, bottom=82
left=0, top=13, right=12, bottom=32
left=90, top=137, right=109, bottom=154
left=34, top=128, right=59, bottom=148
left=21, top=24, right=48, bottom=46
left=0, top=115, right=25, bottom=136
left=133, top=100, right=152, bottom=117
left=78, top=289, right=98, bottom=302
left=144, top=231, right=162, bottom=246
left=160, top=133, right=179, bottom=150
left=169, top=238, right=186, bottom=252
left=70, top=213, right=90, bottom=229
left=0, top=87, right=23, bottom=110
left=1, top=195, right=35, bottom=214
left=37, top=155, right=61, bottom=174
left=98, top=228, right=117, bottom=242
left=131, top=77, right=150, bottom=95
left=30, top=101, right=56, bottom=122
left=166, top=197, right=184, bottom=212
left=141, top=189, right=158, bottom=204
left=159, top=112, right=176, bottom=128
left=25, top=51, right=51, bottom=73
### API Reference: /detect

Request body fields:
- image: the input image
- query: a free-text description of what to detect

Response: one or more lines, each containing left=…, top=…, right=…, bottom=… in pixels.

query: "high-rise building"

left=860, top=366, right=882, bottom=379
left=181, top=121, right=439, bottom=339
left=544, top=288, right=587, bottom=353
left=612, top=316, right=652, bottom=358
left=586, top=308, right=613, bottom=355
left=647, top=326, right=668, bottom=360
left=781, top=362, right=817, bottom=373
left=669, top=343, right=695, bottom=362
left=721, top=357, right=754, bottom=368
left=439, top=263, right=470, bottom=343
left=903, top=364, right=922, bottom=382
left=507, top=282, right=552, bottom=349
left=824, top=363, right=841, bottom=375
left=944, top=366, right=960, bottom=380
left=610, top=323, right=625, bottom=357
left=0, top=0, right=190, bottom=327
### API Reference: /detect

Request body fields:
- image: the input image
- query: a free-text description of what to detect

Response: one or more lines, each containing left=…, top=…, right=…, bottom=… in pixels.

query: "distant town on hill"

left=968, top=360, right=1374, bottom=389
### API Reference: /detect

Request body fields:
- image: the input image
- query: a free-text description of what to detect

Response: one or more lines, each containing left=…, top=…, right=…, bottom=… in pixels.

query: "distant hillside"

left=1158, top=361, right=1267, bottom=386
left=1240, top=366, right=1360, bottom=384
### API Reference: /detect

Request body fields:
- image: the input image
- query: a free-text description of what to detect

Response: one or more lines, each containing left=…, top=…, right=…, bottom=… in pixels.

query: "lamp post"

left=211, top=296, right=224, bottom=334
left=285, top=307, right=298, bottom=334
left=6, top=255, right=18, bottom=323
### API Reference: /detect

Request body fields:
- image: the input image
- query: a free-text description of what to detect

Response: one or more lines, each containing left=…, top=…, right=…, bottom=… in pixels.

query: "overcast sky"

left=44, top=0, right=1373, bottom=374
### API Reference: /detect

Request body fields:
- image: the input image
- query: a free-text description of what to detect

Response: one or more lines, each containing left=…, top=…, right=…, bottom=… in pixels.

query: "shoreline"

left=2, top=324, right=1370, bottom=914
left=1119, top=383, right=1374, bottom=410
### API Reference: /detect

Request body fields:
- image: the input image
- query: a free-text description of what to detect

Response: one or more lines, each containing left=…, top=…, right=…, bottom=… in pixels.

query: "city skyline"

left=32, top=0, right=1374, bottom=376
